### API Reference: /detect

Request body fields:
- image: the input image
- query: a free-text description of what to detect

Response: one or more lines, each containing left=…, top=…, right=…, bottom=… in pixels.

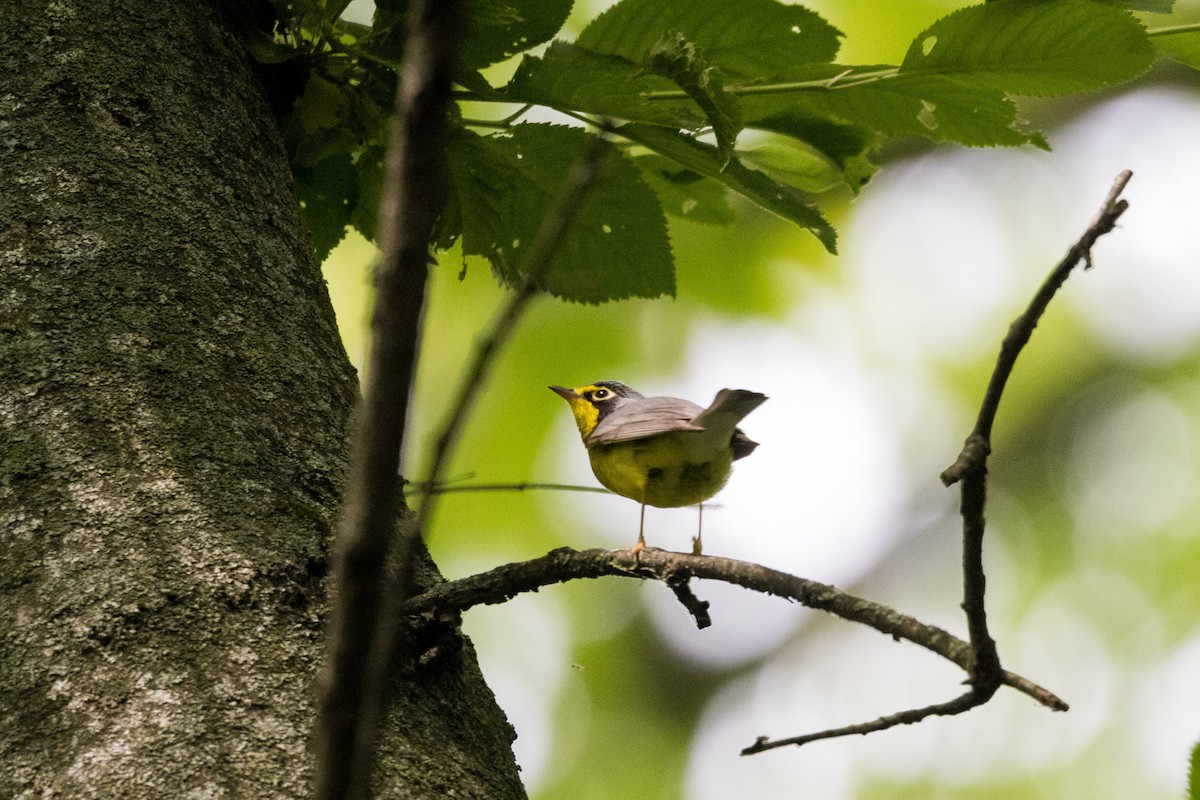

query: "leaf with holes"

left=577, top=0, right=841, bottom=78
left=507, top=41, right=707, bottom=130
left=444, top=125, right=675, bottom=303
left=900, top=0, right=1155, bottom=95
left=619, top=123, right=837, bottom=253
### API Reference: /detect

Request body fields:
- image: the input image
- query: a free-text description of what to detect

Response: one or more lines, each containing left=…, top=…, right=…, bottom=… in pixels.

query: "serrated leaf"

left=295, top=152, right=355, bottom=260
left=1151, top=27, right=1200, bottom=69
left=577, top=0, right=841, bottom=78
left=445, top=125, right=675, bottom=303
left=461, top=0, right=575, bottom=70
left=507, top=41, right=707, bottom=129
left=634, top=154, right=736, bottom=225
left=742, top=69, right=1044, bottom=150
left=646, top=32, right=742, bottom=166
left=901, top=0, right=1155, bottom=95
left=372, top=0, right=573, bottom=70
left=619, top=123, right=837, bottom=253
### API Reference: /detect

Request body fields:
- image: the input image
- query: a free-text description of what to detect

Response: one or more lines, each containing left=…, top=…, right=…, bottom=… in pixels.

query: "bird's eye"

left=592, top=388, right=611, bottom=400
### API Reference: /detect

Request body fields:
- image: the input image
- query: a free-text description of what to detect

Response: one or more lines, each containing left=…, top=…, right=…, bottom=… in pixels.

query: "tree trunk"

left=0, top=1, right=524, bottom=796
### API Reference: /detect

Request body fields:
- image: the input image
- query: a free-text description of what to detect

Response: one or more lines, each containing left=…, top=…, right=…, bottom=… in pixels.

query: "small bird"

left=550, top=381, right=766, bottom=554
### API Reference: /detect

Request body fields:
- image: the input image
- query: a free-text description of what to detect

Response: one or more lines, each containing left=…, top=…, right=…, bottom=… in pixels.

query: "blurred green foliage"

left=308, top=0, right=1200, bottom=797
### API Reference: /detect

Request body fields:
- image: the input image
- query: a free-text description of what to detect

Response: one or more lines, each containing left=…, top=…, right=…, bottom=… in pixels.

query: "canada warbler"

left=550, top=381, right=766, bottom=554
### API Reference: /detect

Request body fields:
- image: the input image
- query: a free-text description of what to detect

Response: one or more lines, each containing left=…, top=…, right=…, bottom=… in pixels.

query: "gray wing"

left=586, top=396, right=705, bottom=446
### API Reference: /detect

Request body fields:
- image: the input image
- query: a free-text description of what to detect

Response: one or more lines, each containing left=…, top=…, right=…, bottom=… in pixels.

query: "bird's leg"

left=692, top=503, right=704, bottom=555
left=632, top=502, right=647, bottom=556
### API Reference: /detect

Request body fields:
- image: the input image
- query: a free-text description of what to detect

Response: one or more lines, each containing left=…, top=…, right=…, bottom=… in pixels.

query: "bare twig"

left=665, top=569, right=713, bottom=629
left=405, top=480, right=613, bottom=496
left=941, top=170, right=1133, bottom=485
left=745, top=172, right=1134, bottom=754
left=314, top=2, right=464, bottom=798
left=742, top=691, right=983, bottom=754
left=400, top=547, right=1068, bottom=712
left=941, top=169, right=1132, bottom=685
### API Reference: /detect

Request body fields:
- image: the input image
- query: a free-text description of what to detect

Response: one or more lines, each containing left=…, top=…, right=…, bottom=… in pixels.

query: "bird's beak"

left=549, top=385, right=580, bottom=401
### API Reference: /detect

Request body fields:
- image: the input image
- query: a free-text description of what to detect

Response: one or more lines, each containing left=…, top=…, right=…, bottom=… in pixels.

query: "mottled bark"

left=0, top=1, right=523, bottom=797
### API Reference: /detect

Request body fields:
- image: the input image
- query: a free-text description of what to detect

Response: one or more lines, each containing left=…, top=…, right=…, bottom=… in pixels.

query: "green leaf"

left=1106, top=0, right=1172, bottom=11
left=1151, top=26, right=1200, bottom=69
left=646, top=32, right=742, bottom=166
left=445, top=125, right=675, bottom=303
left=577, top=0, right=841, bottom=78
left=294, top=152, right=355, bottom=260
left=293, top=72, right=352, bottom=134
left=737, top=137, right=844, bottom=194
left=350, top=146, right=386, bottom=242
left=507, top=41, right=707, bottom=129
left=744, top=110, right=876, bottom=192
left=634, top=154, right=736, bottom=225
left=460, top=0, right=575, bottom=70
left=1190, top=739, right=1200, bottom=800
left=619, top=123, right=837, bottom=253
left=901, top=0, right=1155, bottom=95
left=374, top=0, right=573, bottom=71
left=742, top=68, right=1045, bottom=150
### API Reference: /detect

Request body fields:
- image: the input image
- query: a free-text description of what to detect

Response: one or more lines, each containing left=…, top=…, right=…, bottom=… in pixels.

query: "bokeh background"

left=331, top=1, right=1200, bottom=797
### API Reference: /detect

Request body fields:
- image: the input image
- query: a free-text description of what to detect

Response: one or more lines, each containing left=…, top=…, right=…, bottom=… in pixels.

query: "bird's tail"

left=691, top=389, right=767, bottom=460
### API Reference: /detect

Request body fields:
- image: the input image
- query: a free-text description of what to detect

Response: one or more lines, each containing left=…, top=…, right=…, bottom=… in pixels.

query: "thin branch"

left=642, top=67, right=901, bottom=99
left=942, top=170, right=1132, bottom=684
left=745, top=171, right=1133, bottom=755
left=942, top=170, right=1133, bottom=484
left=451, top=68, right=903, bottom=107
left=400, top=547, right=1068, bottom=712
left=407, top=480, right=614, bottom=496
left=411, top=134, right=614, bottom=538
left=666, top=569, right=713, bottom=630
left=314, top=2, right=464, bottom=799
left=742, top=690, right=984, bottom=755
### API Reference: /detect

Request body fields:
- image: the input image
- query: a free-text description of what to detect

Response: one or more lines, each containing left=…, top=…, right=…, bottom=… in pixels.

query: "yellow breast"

left=587, top=432, right=734, bottom=508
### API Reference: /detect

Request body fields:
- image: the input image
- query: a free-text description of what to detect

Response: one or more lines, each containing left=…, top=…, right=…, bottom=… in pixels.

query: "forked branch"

left=748, top=170, right=1132, bottom=754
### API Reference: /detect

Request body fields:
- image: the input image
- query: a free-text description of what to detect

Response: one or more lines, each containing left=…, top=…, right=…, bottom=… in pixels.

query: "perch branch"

left=401, top=547, right=1067, bottom=712
left=314, top=2, right=464, bottom=799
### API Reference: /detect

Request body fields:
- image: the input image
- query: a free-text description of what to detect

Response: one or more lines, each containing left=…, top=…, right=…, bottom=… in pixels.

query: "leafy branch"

left=262, top=0, right=1186, bottom=302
